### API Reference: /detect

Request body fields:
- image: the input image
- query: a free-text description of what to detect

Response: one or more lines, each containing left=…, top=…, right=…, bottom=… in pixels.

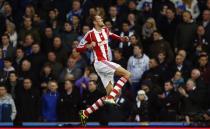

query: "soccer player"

left=76, top=15, right=131, bottom=125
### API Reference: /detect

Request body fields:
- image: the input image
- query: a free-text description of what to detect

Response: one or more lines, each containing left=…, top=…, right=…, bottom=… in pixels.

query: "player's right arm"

left=76, top=32, right=91, bottom=52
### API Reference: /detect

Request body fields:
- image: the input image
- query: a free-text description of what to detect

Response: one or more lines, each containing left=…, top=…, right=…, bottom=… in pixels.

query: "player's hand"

left=121, top=36, right=129, bottom=42
left=86, top=41, right=96, bottom=49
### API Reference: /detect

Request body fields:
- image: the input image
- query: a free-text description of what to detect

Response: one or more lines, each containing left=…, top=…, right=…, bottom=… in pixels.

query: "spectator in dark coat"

left=61, top=22, right=78, bottom=52
left=158, top=8, right=180, bottom=48
left=197, top=54, right=210, bottom=86
left=106, top=5, right=122, bottom=34
left=170, top=55, right=192, bottom=80
left=16, top=78, right=40, bottom=122
left=174, top=11, right=197, bottom=52
left=0, top=58, right=15, bottom=83
left=41, top=81, right=60, bottom=122
left=18, top=17, right=40, bottom=43
left=0, top=48, right=3, bottom=70
left=141, top=58, right=165, bottom=89
left=58, top=80, right=81, bottom=121
left=190, top=69, right=206, bottom=90
left=5, top=72, right=20, bottom=99
left=18, top=59, right=37, bottom=86
left=201, top=9, right=210, bottom=44
left=0, top=34, right=15, bottom=59
left=27, top=43, right=45, bottom=78
left=113, top=48, right=127, bottom=69
left=149, top=31, right=174, bottom=63
left=52, top=36, right=68, bottom=66
left=178, top=79, right=206, bottom=118
left=192, top=25, right=210, bottom=57
left=13, top=48, right=25, bottom=72
left=41, top=27, right=54, bottom=55
left=157, top=81, right=179, bottom=121
left=40, top=63, right=55, bottom=92
left=46, top=52, right=63, bottom=80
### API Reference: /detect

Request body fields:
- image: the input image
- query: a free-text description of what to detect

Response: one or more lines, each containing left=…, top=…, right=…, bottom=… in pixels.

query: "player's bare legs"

left=106, top=81, right=113, bottom=95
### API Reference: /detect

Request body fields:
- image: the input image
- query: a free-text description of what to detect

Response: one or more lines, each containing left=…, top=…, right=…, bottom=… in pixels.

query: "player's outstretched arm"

left=109, top=32, right=129, bottom=42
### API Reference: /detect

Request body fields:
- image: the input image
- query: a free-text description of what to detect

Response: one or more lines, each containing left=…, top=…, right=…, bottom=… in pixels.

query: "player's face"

left=94, top=16, right=104, bottom=27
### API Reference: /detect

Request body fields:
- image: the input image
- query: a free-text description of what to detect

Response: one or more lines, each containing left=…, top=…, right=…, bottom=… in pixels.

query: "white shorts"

left=94, top=60, right=121, bottom=87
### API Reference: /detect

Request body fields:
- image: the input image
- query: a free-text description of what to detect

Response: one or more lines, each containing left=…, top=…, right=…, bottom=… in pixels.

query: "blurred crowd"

left=0, top=0, right=210, bottom=124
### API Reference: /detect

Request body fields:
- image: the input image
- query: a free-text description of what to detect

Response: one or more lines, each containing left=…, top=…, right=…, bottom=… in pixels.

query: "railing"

left=0, top=122, right=191, bottom=127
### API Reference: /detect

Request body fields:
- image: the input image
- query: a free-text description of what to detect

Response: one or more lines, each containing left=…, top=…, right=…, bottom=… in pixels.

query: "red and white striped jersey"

left=76, top=27, right=123, bottom=62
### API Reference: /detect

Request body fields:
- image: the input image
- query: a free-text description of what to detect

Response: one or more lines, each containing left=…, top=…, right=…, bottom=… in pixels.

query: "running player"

left=76, top=15, right=131, bottom=126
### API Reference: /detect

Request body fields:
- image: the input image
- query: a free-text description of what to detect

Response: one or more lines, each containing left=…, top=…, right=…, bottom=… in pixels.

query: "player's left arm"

left=106, top=28, right=129, bottom=42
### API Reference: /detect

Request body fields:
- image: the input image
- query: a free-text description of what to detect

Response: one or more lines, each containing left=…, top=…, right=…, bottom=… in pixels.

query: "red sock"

left=84, top=97, right=105, bottom=117
left=108, top=77, right=128, bottom=99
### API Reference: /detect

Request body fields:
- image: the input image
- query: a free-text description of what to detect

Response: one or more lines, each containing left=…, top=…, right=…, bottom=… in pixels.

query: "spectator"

left=59, top=57, right=82, bottom=83
left=58, top=79, right=81, bottom=121
left=107, top=5, right=121, bottom=33
left=130, top=90, right=149, bottom=122
left=127, top=44, right=149, bottom=95
left=16, top=78, right=40, bottom=122
left=182, top=0, right=200, bottom=19
left=141, top=58, right=165, bottom=91
left=158, top=8, right=180, bottom=48
left=201, top=9, right=210, bottom=44
left=0, top=34, right=15, bottom=59
left=174, top=11, right=197, bottom=52
left=118, top=21, right=135, bottom=60
left=190, top=69, right=206, bottom=90
left=23, top=5, right=36, bottom=19
left=61, top=22, right=78, bottom=52
left=82, top=80, right=106, bottom=122
left=136, top=0, right=152, bottom=11
left=137, top=2, right=153, bottom=27
left=0, top=58, right=15, bottom=82
left=170, top=54, right=192, bottom=80
left=66, top=0, right=82, bottom=22
left=178, top=79, right=206, bottom=119
left=71, top=15, right=81, bottom=33
left=40, top=63, right=55, bottom=92
left=75, top=66, right=92, bottom=96
left=171, top=71, right=185, bottom=91
left=46, top=52, right=63, bottom=80
left=113, top=48, right=127, bottom=69
left=13, top=48, right=25, bottom=72
left=157, top=81, right=179, bottom=121
left=69, top=48, right=87, bottom=71
left=192, top=25, right=209, bottom=59
left=197, top=54, right=210, bottom=86
left=2, top=3, right=16, bottom=24
left=41, top=81, right=59, bottom=122
left=5, top=21, right=18, bottom=47
left=142, top=17, right=157, bottom=53
left=41, top=27, right=54, bottom=54
left=123, top=34, right=141, bottom=59
left=27, top=43, right=45, bottom=77
left=149, top=31, right=174, bottom=63
left=52, top=36, right=68, bottom=65
left=18, top=59, right=36, bottom=85
left=18, top=17, right=40, bottom=43
left=21, top=34, right=34, bottom=56
left=0, top=84, right=16, bottom=122
left=6, top=71, right=20, bottom=99
left=0, top=48, right=3, bottom=70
